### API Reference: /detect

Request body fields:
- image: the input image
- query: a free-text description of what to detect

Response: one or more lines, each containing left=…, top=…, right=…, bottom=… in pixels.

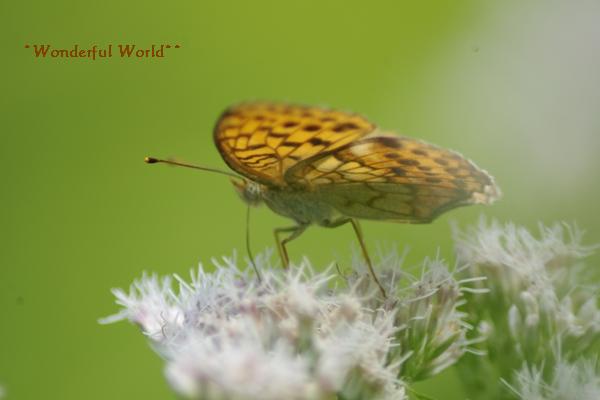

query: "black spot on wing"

left=399, top=158, right=420, bottom=166
left=332, top=122, right=359, bottom=132
left=391, top=167, right=407, bottom=176
left=309, top=137, right=327, bottom=146
left=304, top=124, right=321, bottom=132
left=412, top=149, right=428, bottom=156
left=376, top=136, right=403, bottom=148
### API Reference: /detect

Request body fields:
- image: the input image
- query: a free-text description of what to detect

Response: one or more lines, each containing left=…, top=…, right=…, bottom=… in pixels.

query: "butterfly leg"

left=274, top=225, right=308, bottom=269
left=322, top=218, right=387, bottom=298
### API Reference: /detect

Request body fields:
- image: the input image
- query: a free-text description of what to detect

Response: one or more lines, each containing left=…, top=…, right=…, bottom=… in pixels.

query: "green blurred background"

left=2, top=0, right=599, bottom=398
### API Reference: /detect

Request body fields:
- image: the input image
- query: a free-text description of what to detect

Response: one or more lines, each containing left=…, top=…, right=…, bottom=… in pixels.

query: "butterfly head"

left=231, top=178, right=263, bottom=207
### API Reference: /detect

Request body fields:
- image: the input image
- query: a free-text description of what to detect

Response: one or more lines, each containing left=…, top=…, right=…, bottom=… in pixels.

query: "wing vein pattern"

left=214, top=102, right=500, bottom=223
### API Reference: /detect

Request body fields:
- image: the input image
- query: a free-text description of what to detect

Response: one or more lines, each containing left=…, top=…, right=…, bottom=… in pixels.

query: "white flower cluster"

left=349, top=250, right=485, bottom=382
left=453, top=218, right=600, bottom=399
left=102, top=251, right=401, bottom=400
left=508, top=358, right=600, bottom=400
left=102, top=249, right=478, bottom=400
left=103, top=218, right=598, bottom=399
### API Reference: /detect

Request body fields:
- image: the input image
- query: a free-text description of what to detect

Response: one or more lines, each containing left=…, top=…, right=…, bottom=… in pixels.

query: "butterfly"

left=146, top=102, right=500, bottom=297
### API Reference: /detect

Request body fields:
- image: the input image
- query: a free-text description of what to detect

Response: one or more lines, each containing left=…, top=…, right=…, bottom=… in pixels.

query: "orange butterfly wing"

left=213, top=103, right=376, bottom=186
left=285, top=135, right=500, bottom=223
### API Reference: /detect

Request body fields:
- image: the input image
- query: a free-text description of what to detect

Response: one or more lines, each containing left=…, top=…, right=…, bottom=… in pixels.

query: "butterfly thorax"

left=232, top=178, right=340, bottom=226
left=261, top=185, right=342, bottom=226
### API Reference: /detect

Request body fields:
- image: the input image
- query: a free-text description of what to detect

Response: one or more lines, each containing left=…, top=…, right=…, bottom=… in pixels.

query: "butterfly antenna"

left=246, top=205, right=262, bottom=283
left=144, top=156, right=241, bottom=180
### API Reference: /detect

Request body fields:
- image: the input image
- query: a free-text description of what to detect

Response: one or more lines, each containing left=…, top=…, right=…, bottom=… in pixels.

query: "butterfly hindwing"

left=285, top=135, right=499, bottom=222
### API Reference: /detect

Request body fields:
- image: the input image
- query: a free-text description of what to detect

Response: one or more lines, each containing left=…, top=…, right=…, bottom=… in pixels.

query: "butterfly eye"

left=231, top=179, right=263, bottom=207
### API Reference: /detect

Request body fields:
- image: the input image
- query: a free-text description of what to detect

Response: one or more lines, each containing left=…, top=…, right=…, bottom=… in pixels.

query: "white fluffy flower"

left=164, top=322, right=316, bottom=400
left=101, top=252, right=406, bottom=400
left=348, top=249, right=484, bottom=382
left=508, top=358, right=600, bottom=400
left=316, top=311, right=398, bottom=394
left=99, top=273, right=185, bottom=343
left=453, top=218, right=600, bottom=348
left=454, top=218, right=600, bottom=399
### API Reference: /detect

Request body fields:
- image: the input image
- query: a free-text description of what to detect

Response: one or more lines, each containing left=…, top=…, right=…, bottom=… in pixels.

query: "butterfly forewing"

left=214, top=102, right=376, bottom=186
left=285, top=135, right=500, bottom=222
